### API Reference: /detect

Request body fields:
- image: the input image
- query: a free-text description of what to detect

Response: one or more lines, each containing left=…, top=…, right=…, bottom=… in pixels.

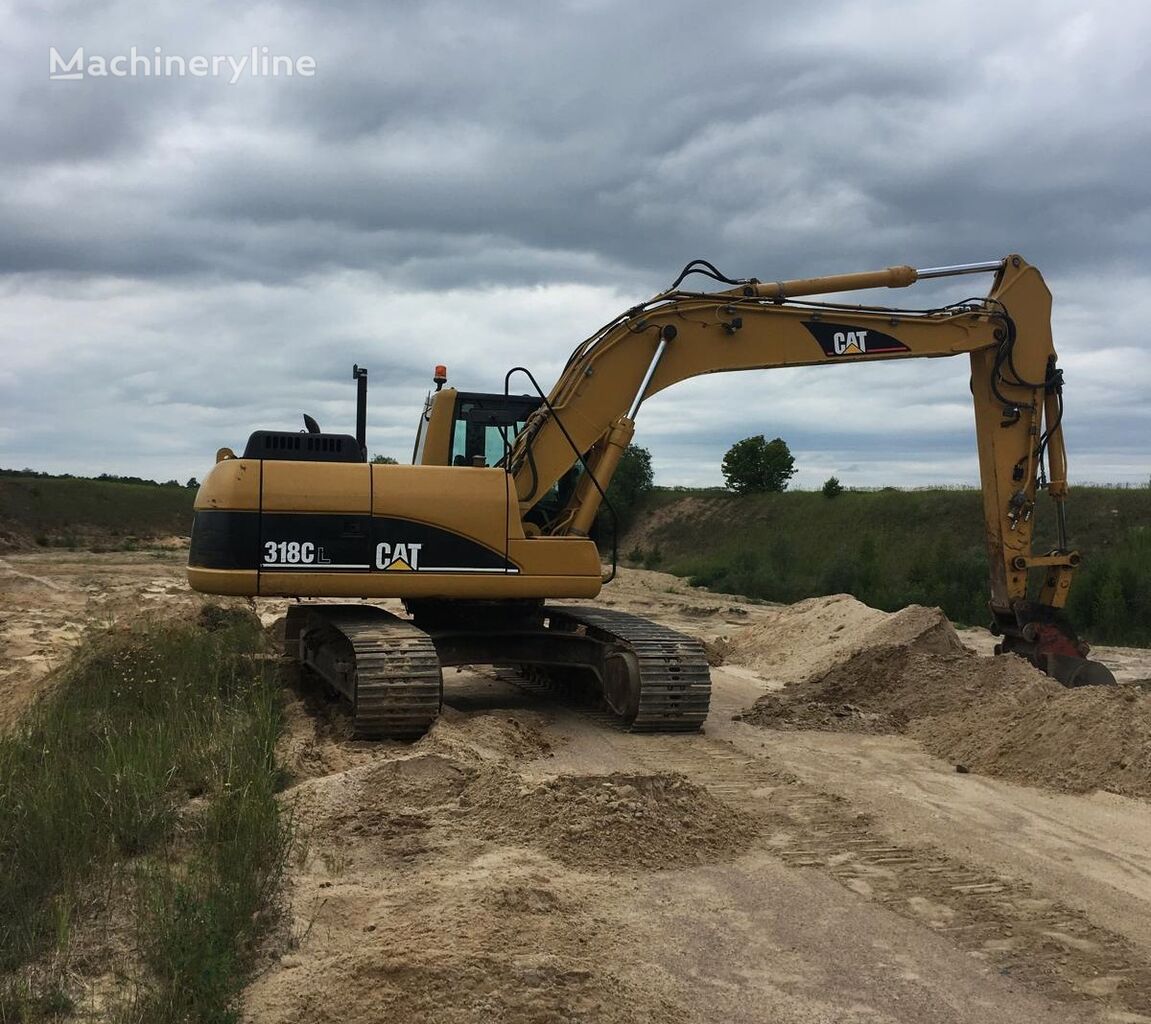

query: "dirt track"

left=3, top=552, right=1151, bottom=1022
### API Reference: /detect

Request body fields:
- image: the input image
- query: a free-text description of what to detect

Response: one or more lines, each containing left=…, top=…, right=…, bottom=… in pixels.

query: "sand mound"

left=739, top=645, right=996, bottom=734
left=290, top=751, right=756, bottom=871
left=293, top=753, right=474, bottom=839
left=259, top=949, right=686, bottom=1024
left=465, top=772, right=757, bottom=870
left=913, top=677, right=1151, bottom=797
left=418, top=707, right=554, bottom=764
left=723, top=595, right=962, bottom=685
left=739, top=602, right=1151, bottom=798
left=249, top=910, right=688, bottom=1024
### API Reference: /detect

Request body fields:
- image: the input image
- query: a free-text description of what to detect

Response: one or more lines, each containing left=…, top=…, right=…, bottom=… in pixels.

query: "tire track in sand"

left=530, top=692, right=1151, bottom=1021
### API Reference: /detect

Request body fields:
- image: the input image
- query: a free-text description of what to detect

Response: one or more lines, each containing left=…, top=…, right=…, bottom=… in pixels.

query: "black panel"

left=258, top=513, right=516, bottom=573
left=189, top=510, right=261, bottom=569
left=242, top=431, right=365, bottom=462
left=260, top=513, right=374, bottom=570
left=370, top=517, right=511, bottom=572
left=802, top=321, right=910, bottom=357
left=191, top=509, right=517, bottom=574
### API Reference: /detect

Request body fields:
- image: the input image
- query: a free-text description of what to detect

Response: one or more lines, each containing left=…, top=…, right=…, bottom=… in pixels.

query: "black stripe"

left=188, top=509, right=517, bottom=572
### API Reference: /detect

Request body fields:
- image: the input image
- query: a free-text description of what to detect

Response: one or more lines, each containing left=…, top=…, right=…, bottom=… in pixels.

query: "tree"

left=721, top=435, right=795, bottom=494
left=605, top=444, right=654, bottom=521
left=821, top=475, right=843, bottom=498
left=371, top=454, right=399, bottom=465
left=597, top=443, right=655, bottom=541
left=185, top=477, right=200, bottom=489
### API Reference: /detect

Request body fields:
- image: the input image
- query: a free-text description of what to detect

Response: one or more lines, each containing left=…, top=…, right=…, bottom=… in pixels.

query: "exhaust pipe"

left=353, top=364, right=368, bottom=460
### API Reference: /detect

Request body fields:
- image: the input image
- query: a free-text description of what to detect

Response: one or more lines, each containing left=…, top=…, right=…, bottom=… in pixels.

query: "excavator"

left=187, top=254, right=1116, bottom=738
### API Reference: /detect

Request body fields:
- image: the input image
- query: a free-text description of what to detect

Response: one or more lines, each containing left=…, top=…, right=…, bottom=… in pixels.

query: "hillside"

left=621, top=486, right=1151, bottom=646
left=0, top=473, right=195, bottom=551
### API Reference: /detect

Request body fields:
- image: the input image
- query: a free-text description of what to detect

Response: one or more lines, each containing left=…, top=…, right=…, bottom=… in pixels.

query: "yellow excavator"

left=188, top=254, right=1116, bottom=738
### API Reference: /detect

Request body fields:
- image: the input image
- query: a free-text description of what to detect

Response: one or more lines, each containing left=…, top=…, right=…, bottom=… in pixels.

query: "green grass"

left=626, top=486, right=1151, bottom=646
left=0, top=609, right=290, bottom=1023
left=0, top=475, right=194, bottom=548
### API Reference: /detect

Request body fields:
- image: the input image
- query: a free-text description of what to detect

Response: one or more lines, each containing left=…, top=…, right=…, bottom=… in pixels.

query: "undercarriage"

left=285, top=600, right=712, bottom=739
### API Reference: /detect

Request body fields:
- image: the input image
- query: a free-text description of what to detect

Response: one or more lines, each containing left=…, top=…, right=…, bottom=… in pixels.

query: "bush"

left=822, top=476, right=844, bottom=498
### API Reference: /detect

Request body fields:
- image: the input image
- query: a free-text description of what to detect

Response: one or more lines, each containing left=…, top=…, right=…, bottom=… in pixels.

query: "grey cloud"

left=0, top=0, right=1147, bottom=485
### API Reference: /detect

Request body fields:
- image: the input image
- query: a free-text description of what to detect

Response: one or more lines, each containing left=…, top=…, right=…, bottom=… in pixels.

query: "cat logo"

left=375, top=542, right=422, bottom=571
left=833, top=330, right=868, bottom=355
left=802, top=321, right=910, bottom=358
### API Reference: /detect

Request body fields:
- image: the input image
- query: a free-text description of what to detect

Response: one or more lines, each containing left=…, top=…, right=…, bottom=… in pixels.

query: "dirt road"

left=3, top=553, right=1151, bottom=1022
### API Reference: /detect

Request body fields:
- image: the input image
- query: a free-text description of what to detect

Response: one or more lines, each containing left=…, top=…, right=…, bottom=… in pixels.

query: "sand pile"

left=739, top=640, right=990, bottom=735
left=418, top=707, right=555, bottom=764
left=294, top=753, right=474, bottom=836
left=722, top=594, right=962, bottom=684
left=465, top=771, right=758, bottom=870
left=914, top=675, right=1151, bottom=797
left=252, top=947, right=690, bottom=1024
left=290, top=750, right=757, bottom=872
left=737, top=600, right=1151, bottom=798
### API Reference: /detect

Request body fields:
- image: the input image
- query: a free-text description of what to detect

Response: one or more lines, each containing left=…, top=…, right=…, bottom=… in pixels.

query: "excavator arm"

left=508, top=255, right=1113, bottom=685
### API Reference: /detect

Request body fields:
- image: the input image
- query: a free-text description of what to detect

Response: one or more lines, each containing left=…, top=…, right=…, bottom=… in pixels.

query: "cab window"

left=450, top=396, right=540, bottom=466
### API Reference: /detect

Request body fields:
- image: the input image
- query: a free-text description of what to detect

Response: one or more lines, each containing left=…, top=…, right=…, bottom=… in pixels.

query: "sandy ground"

left=0, top=547, right=200, bottom=729
left=3, top=553, right=1151, bottom=1022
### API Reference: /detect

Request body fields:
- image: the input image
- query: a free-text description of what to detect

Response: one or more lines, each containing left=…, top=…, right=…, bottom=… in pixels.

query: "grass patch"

left=1, top=475, right=194, bottom=551
left=628, top=486, right=1151, bottom=646
left=0, top=608, right=290, bottom=1022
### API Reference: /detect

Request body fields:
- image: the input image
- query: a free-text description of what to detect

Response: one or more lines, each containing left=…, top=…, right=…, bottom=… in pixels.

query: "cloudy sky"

left=1, top=0, right=1148, bottom=489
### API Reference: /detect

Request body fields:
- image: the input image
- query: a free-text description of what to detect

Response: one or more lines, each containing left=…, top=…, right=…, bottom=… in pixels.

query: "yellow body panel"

left=414, top=388, right=457, bottom=466
left=261, top=462, right=370, bottom=512
left=190, top=451, right=603, bottom=600
left=369, top=464, right=521, bottom=546
left=196, top=458, right=260, bottom=510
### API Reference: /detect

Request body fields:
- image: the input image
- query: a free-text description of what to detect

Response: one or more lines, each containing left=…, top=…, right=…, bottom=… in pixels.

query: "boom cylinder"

left=742, top=266, right=917, bottom=299
left=737, top=258, right=1005, bottom=300
left=568, top=418, right=635, bottom=537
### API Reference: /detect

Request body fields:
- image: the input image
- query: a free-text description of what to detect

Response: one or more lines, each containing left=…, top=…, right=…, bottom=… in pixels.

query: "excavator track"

left=544, top=605, right=712, bottom=732
left=290, top=606, right=442, bottom=740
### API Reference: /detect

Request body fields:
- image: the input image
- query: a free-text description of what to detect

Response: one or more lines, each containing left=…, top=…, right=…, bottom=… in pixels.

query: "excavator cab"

left=412, top=381, right=542, bottom=468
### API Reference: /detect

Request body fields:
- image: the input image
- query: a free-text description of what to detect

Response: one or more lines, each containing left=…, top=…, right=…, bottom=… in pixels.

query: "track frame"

left=284, top=601, right=712, bottom=739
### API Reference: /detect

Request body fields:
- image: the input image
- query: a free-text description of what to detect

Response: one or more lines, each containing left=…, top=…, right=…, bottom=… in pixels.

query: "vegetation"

left=721, top=436, right=795, bottom=494
left=821, top=476, right=844, bottom=498
left=0, top=469, right=192, bottom=487
left=0, top=610, right=291, bottom=1022
left=370, top=454, right=399, bottom=464
left=0, top=472, right=195, bottom=548
left=599, top=444, right=655, bottom=542
left=625, top=486, right=1151, bottom=646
